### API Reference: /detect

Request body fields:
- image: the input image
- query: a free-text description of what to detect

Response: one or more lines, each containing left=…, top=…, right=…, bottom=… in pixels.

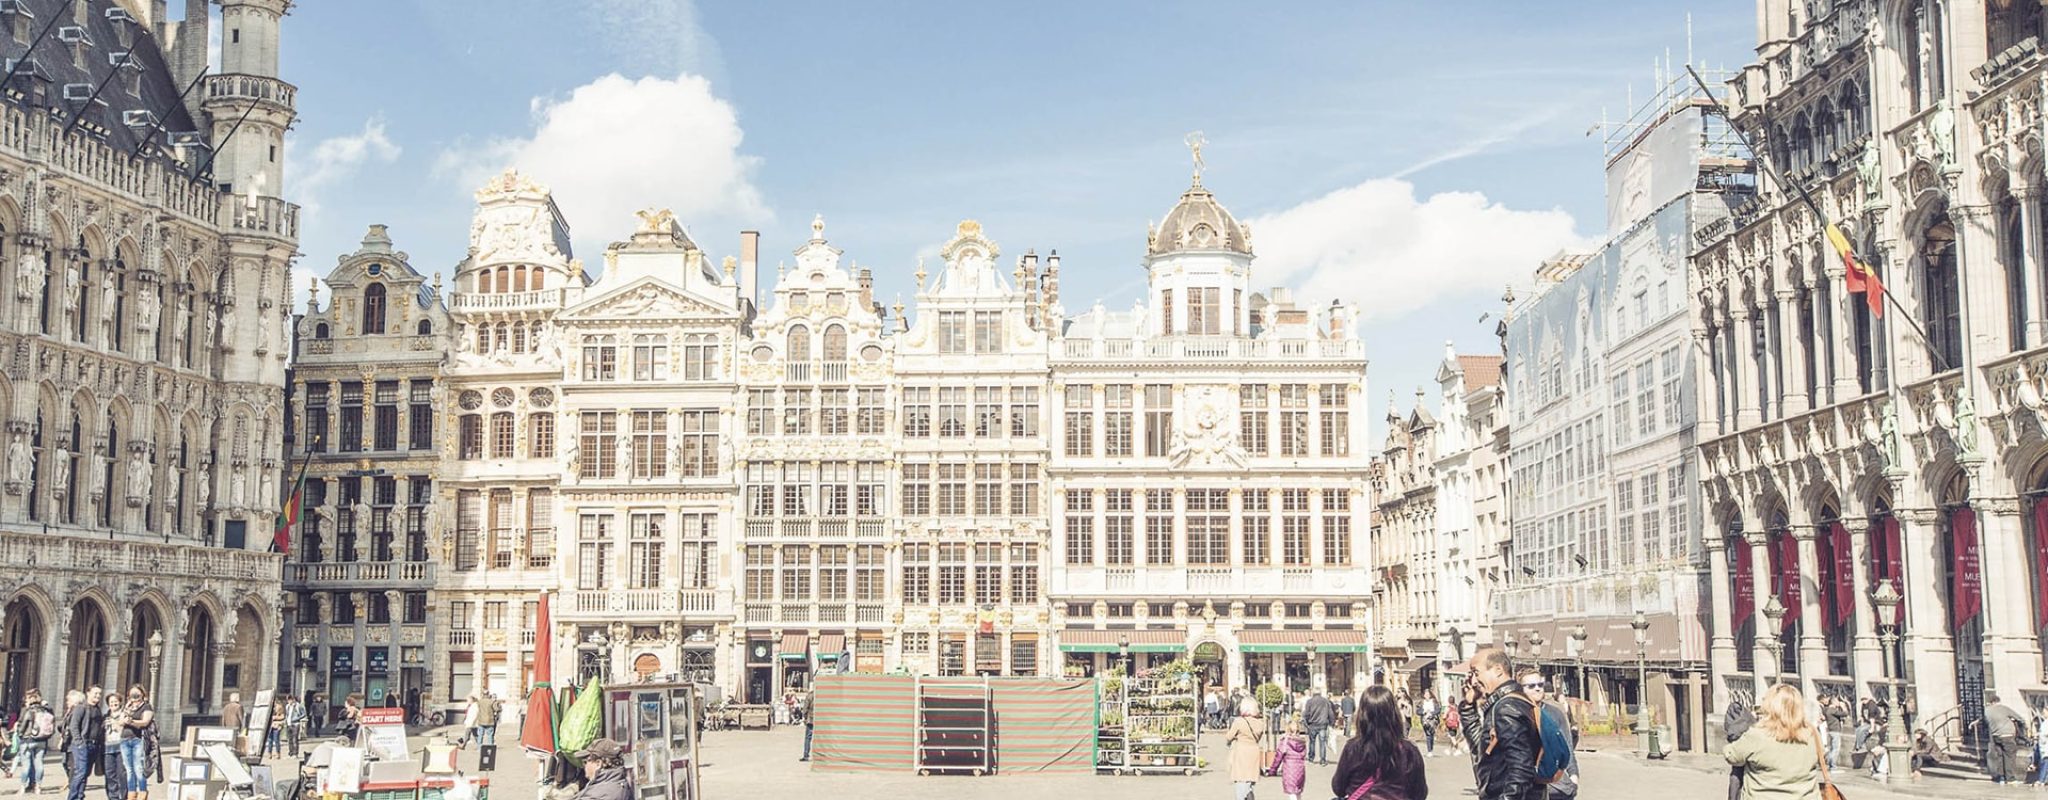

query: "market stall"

left=599, top=682, right=702, bottom=800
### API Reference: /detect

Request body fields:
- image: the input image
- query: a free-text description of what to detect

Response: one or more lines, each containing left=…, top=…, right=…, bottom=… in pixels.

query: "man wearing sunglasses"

left=1456, top=647, right=1543, bottom=800
left=1517, top=669, right=1580, bottom=798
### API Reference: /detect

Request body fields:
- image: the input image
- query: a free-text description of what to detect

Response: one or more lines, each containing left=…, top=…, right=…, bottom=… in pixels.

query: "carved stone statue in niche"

left=257, top=309, right=273, bottom=352
left=194, top=463, right=211, bottom=509
left=14, top=253, right=41, bottom=302
left=200, top=304, right=217, bottom=355
left=230, top=464, right=247, bottom=508
left=50, top=446, right=70, bottom=493
left=5, top=434, right=26, bottom=489
left=87, top=449, right=105, bottom=499
left=615, top=436, right=632, bottom=479
left=62, top=263, right=80, bottom=317
left=172, top=301, right=190, bottom=350
left=260, top=467, right=276, bottom=508
left=98, top=276, right=116, bottom=323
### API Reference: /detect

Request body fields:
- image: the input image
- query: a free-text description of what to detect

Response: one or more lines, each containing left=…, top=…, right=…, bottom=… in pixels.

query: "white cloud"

left=292, top=116, right=402, bottom=217
left=435, top=73, right=768, bottom=258
left=1246, top=179, right=1592, bottom=320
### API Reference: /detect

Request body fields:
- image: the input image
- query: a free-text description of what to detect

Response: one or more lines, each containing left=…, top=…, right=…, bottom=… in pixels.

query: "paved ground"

left=14, top=724, right=2008, bottom=799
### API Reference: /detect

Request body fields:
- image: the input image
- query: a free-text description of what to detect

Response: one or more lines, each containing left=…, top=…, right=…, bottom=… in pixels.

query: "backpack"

left=1529, top=702, right=1574, bottom=785
left=27, top=707, right=55, bottom=740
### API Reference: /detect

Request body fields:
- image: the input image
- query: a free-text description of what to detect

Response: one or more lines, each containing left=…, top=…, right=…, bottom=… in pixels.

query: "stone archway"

left=633, top=653, right=661, bottom=681
left=122, top=602, right=164, bottom=694
left=66, top=598, right=109, bottom=692
left=225, top=604, right=264, bottom=698
left=1, top=597, right=43, bottom=712
left=182, top=605, right=216, bottom=713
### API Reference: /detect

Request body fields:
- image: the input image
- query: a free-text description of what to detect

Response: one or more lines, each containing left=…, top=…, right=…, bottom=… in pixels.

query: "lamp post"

left=1569, top=625, right=1588, bottom=703
left=1305, top=635, right=1319, bottom=692
left=296, top=631, right=314, bottom=703
left=1761, top=596, right=1786, bottom=685
left=1872, top=579, right=1907, bottom=782
left=1527, top=631, right=1546, bottom=663
left=1117, top=634, right=1131, bottom=676
left=1631, top=611, right=1652, bottom=756
left=147, top=629, right=164, bottom=700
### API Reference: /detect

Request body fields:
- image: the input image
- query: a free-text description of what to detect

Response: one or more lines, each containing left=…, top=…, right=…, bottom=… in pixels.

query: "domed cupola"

left=1148, top=180, right=1253, bottom=257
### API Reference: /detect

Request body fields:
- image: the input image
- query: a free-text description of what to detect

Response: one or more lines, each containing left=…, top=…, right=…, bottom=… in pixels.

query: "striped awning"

left=1237, top=629, right=1372, bottom=653
left=817, top=633, right=845, bottom=659
left=778, top=632, right=809, bottom=659
left=1056, top=629, right=1185, bottom=653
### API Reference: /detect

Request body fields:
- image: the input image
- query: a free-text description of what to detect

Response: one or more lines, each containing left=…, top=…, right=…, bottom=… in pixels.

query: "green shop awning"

left=1237, top=629, right=1371, bottom=654
left=1056, top=628, right=1185, bottom=653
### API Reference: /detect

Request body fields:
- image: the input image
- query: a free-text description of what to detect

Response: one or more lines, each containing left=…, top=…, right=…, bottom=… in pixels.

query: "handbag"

left=1342, top=776, right=1378, bottom=800
left=1812, top=735, right=1846, bottom=800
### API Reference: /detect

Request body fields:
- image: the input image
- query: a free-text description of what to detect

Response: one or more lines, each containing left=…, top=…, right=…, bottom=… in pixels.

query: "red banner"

left=1773, top=531, right=1802, bottom=632
left=2034, top=498, right=2048, bottom=632
left=1951, top=506, right=1983, bottom=630
left=1732, top=537, right=1755, bottom=628
left=1876, top=515, right=1904, bottom=625
left=1830, top=522, right=1855, bottom=629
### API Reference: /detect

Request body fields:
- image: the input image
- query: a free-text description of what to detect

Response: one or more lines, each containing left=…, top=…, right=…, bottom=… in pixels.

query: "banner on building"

left=1951, top=506, right=1983, bottom=629
left=2033, top=498, right=2048, bottom=631
left=1829, top=522, right=1854, bottom=629
left=1731, top=540, right=1754, bottom=628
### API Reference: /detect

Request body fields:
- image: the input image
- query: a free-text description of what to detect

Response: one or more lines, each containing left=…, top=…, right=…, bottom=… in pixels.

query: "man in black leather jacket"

left=1456, top=647, right=1544, bottom=800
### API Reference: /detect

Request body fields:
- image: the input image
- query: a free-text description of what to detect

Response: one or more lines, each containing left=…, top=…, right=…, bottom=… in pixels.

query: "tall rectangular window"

left=1008, top=543, right=1038, bottom=603
left=1144, top=384, right=1172, bottom=457
left=973, top=387, right=1002, bottom=438
left=408, top=380, right=433, bottom=450
left=579, top=411, right=617, bottom=479
left=1188, top=287, right=1219, bottom=335
left=577, top=514, right=613, bottom=589
left=936, top=463, right=967, bottom=516
left=902, top=543, right=930, bottom=604
left=820, top=388, right=849, bottom=435
left=1007, top=462, right=1038, bottom=516
left=857, top=388, right=886, bottom=435
left=373, top=381, right=399, bottom=451
left=1145, top=490, right=1174, bottom=565
left=1242, top=490, right=1270, bottom=565
left=1322, top=491, right=1351, bottom=565
left=747, top=389, right=775, bottom=436
left=305, top=383, right=331, bottom=453
left=487, top=488, right=513, bottom=568
left=1279, top=384, right=1309, bottom=456
left=676, top=410, right=716, bottom=477
left=681, top=338, right=716, bottom=381
left=1318, top=384, right=1349, bottom=456
left=1611, top=373, right=1632, bottom=446
left=458, top=415, right=483, bottom=460
left=1064, top=490, right=1095, bottom=565
left=1105, top=489, right=1134, bottom=565
left=901, top=463, right=930, bottom=517
left=1635, top=362, right=1657, bottom=437
left=974, top=463, right=1003, bottom=516
left=938, top=311, right=967, bottom=354
left=781, top=463, right=813, bottom=516
left=1281, top=488, right=1310, bottom=565
left=678, top=513, right=715, bottom=589
left=490, top=413, right=515, bottom=459
left=629, top=512, right=664, bottom=589
left=819, top=545, right=849, bottom=603
left=1240, top=384, right=1268, bottom=456
left=745, top=545, right=773, bottom=602
left=339, top=382, right=364, bottom=452
left=784, top=389, right=813, bottom=435
left=937, top=543, right=967, bottom=604
left=855, top=544, right=886, bottom=601
left=973, top=311, right=1002, bottom=353
left=582, top=339, right=617, bottom=381
left=1160, top=288, right=1174, bottom=334
left=780, top=544, right=814, bottom=603
left=1187, top=489, right=1228, bottom=565
left=526, top=489, right=554, bottom=568
left=632, top=336, right=669, bottom=381
left=938, top=388, right=967, bottom=437
left=973, top=542, right=1002, bottom=605
left=902, top=387, right=932, bottom=438
left=855, top=461, right=886, bottom=517
left=1009, top=386, right=1038, bottom=437
left=1662, top=347, right=1683, bottom=427
left=454, top=489, right=480, bottom=571
left=1064, top=384, right=1093, bottom=457
left=529, top=413, right=555, bottom=459
left=631, top=411, right=667, bottom=479
left=1103, top=384, right=1133, bottom=456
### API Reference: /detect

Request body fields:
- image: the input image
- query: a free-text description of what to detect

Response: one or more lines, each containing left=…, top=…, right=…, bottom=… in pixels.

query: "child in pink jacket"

left=1267, top=719, right=1309, bottom=800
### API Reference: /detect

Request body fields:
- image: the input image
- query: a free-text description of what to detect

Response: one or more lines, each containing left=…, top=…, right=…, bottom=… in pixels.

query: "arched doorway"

left=1191, top=641, right=1225, bottom=690
left=67, top=599, right=109, bottom=692
left=182, top=606, right=216, bottom=713
left=225, top=605, right=264, bottom=699
left=123, top=603, right=163, bottom=694
left=1, top=598, right=43, bottom=713
left=1939, top=472, right=1987, bottom=751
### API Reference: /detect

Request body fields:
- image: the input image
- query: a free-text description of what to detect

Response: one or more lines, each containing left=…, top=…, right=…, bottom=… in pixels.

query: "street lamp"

left=296, top=631, right=314, bottom=702
left=1527, top=631, right=1546, bottom=662
left=147, top=629, right=165, bottom=699
left=1631, top=610, right=1652, bottom=756
left=1761, top=596, right=1786, bottom=684
left=1872, top=579, right=1908, bottom=781
left=1503, top=631, right=1520, bottom=661
left=1305, top=635, right=1319, bottom=692
left=1117, top=633, right=1131, bottom=675
left=1569, top=625, right=1588, bottom=703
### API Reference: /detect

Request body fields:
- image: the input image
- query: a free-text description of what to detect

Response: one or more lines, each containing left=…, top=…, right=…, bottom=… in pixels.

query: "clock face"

left=752, top=644, right=769, bottom=659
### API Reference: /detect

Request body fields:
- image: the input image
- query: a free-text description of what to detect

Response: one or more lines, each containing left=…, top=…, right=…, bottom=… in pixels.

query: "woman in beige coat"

left=1724, top=683, right=1823, bottom=800
left=1227, top=696, right=1267, bottom=800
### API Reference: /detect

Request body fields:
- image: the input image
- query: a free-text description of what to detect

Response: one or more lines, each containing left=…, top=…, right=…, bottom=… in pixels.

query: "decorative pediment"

left=559, top=278, right=730, bottom=323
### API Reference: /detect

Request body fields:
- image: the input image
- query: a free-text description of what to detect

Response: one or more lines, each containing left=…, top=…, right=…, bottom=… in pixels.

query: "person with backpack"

left=13, top=688, right=55, bottom=794
left=1454, top=647, right=1543, bottom=800
left=1517, top=670, right=1579, bottom=797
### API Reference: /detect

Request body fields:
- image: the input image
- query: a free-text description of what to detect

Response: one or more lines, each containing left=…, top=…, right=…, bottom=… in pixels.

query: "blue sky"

left=277, top=1, right=1753, bottom=450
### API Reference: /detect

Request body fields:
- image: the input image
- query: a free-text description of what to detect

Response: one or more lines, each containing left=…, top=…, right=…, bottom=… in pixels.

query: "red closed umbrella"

left=520, top=592, right=557, bottom=758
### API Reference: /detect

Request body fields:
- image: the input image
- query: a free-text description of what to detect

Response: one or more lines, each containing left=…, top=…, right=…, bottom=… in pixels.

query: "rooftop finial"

left=811, top=214, right=825, bottom=240
left=1185, top=130, right=1207, bottom=185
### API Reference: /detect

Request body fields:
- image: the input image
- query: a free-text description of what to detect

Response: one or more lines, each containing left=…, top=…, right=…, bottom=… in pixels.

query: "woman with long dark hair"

left=1332, top=685, right=1428, bottom=800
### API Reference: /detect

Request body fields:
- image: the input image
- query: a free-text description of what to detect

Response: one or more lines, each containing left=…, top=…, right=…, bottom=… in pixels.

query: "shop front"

left=1237, top=630, right=1371, bottom=693
left=1057, top=629, right=1185, bottom=676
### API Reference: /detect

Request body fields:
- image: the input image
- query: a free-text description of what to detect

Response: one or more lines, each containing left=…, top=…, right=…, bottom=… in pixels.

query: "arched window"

left=315, top=323, right=330, bottom=340
left=25, top=409, right=41, bottom=521
left=787, top=326, right=811, bottom=363
left=1922, top=214, right=1962, bottom=369
left=109, top=263, right=126, bottom=352
left=513, top=266, right=527, bottom=293
left=416, top=319, right=432, bottom=336
left=174, top=433, right=189, bottom=534
left=823, top=324, right=848, bottom=364
left=63, top=410, right=81, bottom=524
left=99, top=417, right=117, bottom=527
left=1989, top=0, right=2043, bottom=56
left=2003, top=199, right=2028, bottom=352
left=532, top=270, right=546, bottom=291
left=495, top=268, right=509, bottom=294
left=362, top=283, right=387, bottom=334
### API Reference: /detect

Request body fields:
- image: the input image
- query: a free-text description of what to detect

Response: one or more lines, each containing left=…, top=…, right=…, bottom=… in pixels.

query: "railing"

left=745, top=521, right=773, bottom=539
left=779, top=603, right=812, bottom=622
left=1106, top=568, right=1136, bottom=591
left=822, top=363, right=848, bottom=382
left=785, top=362, right=811, bottom=382
left=678, top=590, right=718, bottom=613
left=0, top=96, right=222, bottom=222
left=563, top=588, right=722, bottom=615
left=448, top=629, right=477, bottom=646
left=857, top=520, right=887, bottom=537
left=0, top=530, right=277, bottom=580
left=1282, top=568, right=1313, bottom=592
left=203, top=73, right=298, bottom=108
left=288, top=560, right=434, bottom=585
left=856, top=604, right=885, bottom=623
left=818, top=520, right=847, bottom=537
left=449, top=288, right=565, bottom=311
left=521, top=630, right=537, bottom=646
left=1059, top=337, right=1364, bottom=361
left=229, top=196, right=300, bottom=239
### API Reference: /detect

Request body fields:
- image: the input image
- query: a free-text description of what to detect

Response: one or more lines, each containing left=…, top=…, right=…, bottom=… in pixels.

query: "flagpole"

left=1682, top=66, right=1948, bottom=372
left=274, top=437, right=316, bottom=554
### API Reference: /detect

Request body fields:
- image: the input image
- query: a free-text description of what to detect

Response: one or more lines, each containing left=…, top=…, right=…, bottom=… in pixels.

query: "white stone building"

left=1371, top=392, right=1437, bottom=693
left=0, top=0, right=297, bottom=732
left=1432, top=347, right=1506, bottom=686
left=285, top=225, right=449, bottom=719
left=1047, top=171, right=1371, bottom=693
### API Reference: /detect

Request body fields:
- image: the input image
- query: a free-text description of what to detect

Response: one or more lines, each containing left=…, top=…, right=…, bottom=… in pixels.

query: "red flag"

left=271, top=458, right=308, bottom=554
left=1731, top=538, right=1755, bottom=628
left=1774, top=531, right=1802, bottom=632
left=1826, top=223, right=1885, bottom=317
left=1951, top=506, right=1983, bottom=629
left=1830, top=522, right=1855, bottom=629
left=1877, top=515, right=1904, bottom=625
left=2034, top=499, right=2048, bottom=632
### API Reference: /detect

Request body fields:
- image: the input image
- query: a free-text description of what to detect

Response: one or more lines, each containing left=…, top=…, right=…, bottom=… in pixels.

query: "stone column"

left=1777, top=289, right=1809, bottom=414
left=1844, top=508, right=1883, bottom=701
left=1704, top=523, right=1736, bottom=717
left=1896, top=506, right=1958, bottom=724
left=1745, top=530, right=1773, bottom=682
left=208, top=641, right=229, bottom=716
left=1793, top=524, right=1827, bottom=697
left=1733, top=307, right=1762, bottom=427
left=1974, top=495, right=2043, bottom=699
left=2015, top=185, right=2047, bottom=346
left=1692, top=330, right=1722, bottom=438
left=1825, top=265, right=1861, bottom=400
